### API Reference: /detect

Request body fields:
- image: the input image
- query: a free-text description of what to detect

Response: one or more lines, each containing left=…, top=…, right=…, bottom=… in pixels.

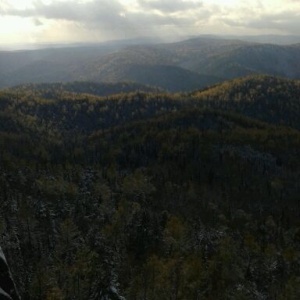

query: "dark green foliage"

left=0, top=76, right=299, bottom=299
left=192, top=75, right=300, bottom=129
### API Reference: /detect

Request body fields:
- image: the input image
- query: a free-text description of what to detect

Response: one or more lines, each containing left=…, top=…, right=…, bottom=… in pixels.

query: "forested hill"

left=8, top=81, right=163, bottom=98
left=0, top=76, right=300, bottom=299
left=192, top=75, right=300, bottom=128
left=1, top=75, right=299, bottom=132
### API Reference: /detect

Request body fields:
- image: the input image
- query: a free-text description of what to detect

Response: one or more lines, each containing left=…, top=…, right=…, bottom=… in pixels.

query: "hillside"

left=191, top=75, right=300, bottom=129
left=193, top=43, right=300, bottom=79
left=1, top=37, right=300, bottom=92
left=8, top=81, right=163, bottom=98
left=1, top=75, right=299, bottom=132
left=0, top=44, right=127, bottom=88
left=0, top=76, right=300, bottom=299
left=90, top=64, right=221, bottom=92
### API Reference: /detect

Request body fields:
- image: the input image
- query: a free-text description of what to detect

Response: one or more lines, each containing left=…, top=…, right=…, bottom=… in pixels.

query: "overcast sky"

left=0, top=0, right=300, bottom=45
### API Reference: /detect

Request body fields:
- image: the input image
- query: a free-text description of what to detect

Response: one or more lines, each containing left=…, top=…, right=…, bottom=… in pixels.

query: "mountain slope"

left=87, top=64, right=221, bottom=92
left=193, top=43, right=300, bottom=79
left=8, top=81, right=163, bottom=98
left=1, top=37, right=300, bottom=91
left=1, top=75, right=300, bottom=131
left=0, top=76, right=300, bottom=299
left=192, top=75, right=300, bottom=128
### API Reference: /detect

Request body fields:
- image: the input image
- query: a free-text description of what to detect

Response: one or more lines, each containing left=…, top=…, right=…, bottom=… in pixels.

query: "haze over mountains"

left=1, top=35, right=300, bottom=92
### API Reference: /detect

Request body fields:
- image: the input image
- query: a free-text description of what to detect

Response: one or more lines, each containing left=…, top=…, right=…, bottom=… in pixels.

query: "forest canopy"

left=0, top=75, right=299, bottom=299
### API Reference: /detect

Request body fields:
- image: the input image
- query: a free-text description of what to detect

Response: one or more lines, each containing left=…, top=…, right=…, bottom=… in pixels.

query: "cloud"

left=222, top=10, right=300, bottom=34
left=0, top=0, right=10, bottom=13
left=1, top=0, right=134, bottom=38
left=1, top=0, right=300, bottom=44
left=3, top=0, right=124, bottom=23
left=33, top=18, right=43, bottom=26
left=137, top=0, right=201, bottom=13
left=0, top=0, right=207, bottom=39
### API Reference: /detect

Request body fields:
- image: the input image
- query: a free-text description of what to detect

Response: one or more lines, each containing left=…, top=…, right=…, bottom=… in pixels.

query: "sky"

left=0, top=0, right=300, bottom=45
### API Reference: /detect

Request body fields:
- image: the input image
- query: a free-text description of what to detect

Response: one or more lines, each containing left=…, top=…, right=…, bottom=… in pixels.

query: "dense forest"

left=0, top=75, right=299, bottom=299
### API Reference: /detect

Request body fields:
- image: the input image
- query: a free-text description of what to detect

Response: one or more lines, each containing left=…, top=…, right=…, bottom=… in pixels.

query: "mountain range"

left=1, top=29, right=300, bottom=299
left=1, top=36, right=300, bottom=91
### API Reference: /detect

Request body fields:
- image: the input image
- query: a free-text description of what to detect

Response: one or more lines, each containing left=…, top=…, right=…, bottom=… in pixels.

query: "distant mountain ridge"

left=0, top=37, right=300, bottom=92
left=192, top=43, right=300, bottom=79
